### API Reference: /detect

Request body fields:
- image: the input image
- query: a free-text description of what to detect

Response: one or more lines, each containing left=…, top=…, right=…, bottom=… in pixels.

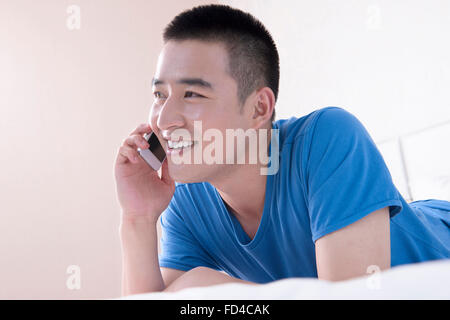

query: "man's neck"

left=210, top=123, right=272, bottom=224
left=212, top=163, right=267, bottom=221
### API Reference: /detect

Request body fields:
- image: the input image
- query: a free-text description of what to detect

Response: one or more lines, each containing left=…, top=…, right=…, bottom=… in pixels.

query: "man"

left=114, top=4, right=449, bottom=295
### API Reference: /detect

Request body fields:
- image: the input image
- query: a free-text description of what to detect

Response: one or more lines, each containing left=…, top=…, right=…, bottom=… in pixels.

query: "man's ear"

left=251, top=87, right=275, bottom=128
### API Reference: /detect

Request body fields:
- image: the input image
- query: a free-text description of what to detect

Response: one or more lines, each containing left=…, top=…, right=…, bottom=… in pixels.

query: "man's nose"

left=156, top=98, right=185, bottom=131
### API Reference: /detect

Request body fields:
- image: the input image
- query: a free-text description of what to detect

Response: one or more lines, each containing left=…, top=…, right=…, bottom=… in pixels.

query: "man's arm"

left=163, top=266, right=257, bottom=292
left=315, top=207, right=391, bottom=281
left=119, top=214, right=185, bottom=296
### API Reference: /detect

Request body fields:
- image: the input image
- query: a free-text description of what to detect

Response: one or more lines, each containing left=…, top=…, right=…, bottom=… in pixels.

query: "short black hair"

left=163, top=4, right=279, bottom=122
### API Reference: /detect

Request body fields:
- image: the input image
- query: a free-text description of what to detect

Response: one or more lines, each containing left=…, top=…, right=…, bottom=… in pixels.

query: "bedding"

left=120, top=259, right=450, bottom=299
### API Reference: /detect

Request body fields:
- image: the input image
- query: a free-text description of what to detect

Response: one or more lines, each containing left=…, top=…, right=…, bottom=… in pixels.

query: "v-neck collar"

left=214, top=172, right=273, bottom=249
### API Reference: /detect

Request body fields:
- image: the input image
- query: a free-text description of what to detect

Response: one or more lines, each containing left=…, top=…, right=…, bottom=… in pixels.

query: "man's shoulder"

left=172, top=182, right=216, bottom=204
left=164, top=182, right=217, bottom=219
left=273, top=106, right=349, bottom=145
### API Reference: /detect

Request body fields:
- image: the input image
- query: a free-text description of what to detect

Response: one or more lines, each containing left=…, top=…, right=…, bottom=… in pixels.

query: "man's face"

left=149, top=40, right=253, bottom=182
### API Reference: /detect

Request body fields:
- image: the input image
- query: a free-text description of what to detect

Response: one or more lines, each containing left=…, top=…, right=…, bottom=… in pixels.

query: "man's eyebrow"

left=152, top=77, right=213, bottom=90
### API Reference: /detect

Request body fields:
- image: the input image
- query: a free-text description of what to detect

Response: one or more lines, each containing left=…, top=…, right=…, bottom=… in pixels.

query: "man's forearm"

left=164, top=266, right=258, bottom=293
left=119, top=214, right=165, bottom=296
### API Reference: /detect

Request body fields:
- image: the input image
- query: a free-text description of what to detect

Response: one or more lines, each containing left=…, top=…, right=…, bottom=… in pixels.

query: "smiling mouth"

left=167, top=140, right=198, bottom=150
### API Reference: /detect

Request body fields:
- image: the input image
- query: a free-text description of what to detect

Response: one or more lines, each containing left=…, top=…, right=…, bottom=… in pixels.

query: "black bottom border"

left=0, top=299, right=439, bottom=318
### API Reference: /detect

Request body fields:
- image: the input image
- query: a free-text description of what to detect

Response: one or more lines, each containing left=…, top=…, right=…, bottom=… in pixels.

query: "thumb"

left=160, top=160, right=175, bottom=187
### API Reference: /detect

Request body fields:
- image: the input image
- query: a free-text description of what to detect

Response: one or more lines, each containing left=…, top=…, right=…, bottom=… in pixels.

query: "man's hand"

left=315, top=207, right=391, bottom=281
left=163, top=266, right=258, bottom=292
left=114, top=123, right=175, bottom=224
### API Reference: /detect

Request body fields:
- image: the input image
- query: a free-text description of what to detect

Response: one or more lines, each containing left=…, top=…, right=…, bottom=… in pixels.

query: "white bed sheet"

left=120, top=259, right=450, bottom=300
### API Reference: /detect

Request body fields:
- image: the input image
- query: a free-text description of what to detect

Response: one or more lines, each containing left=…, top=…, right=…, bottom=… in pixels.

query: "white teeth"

left=168, top=140, right=194, bottom=149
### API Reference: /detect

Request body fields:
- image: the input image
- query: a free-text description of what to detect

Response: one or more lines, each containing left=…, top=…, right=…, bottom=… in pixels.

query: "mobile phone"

left=137, top=132, right=166, bottom=171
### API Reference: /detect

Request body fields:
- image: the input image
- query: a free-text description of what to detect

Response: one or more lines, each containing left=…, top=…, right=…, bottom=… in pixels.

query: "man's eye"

left=185, top=91, right=203, bottom=98
left=153, top=91, right=164, bottom=99
left=153, top=91, right=204, bottom=99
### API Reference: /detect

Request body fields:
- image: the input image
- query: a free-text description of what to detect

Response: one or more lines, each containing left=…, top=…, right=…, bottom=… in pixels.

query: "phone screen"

left=147, top=132, right=166, bottom=163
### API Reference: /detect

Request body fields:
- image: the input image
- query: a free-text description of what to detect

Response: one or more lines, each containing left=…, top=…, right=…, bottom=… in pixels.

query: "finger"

left=117, top=123, right=152, bottom=165
left=130, top=134, right=150, bottom=149
left=117, top=145, right=139, bottom=164
left=130, top=123, right=152, bottom=136
left=125, top=134, right=149, bottom=150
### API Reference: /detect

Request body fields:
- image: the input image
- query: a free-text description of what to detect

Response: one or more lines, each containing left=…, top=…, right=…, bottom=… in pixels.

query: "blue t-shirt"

left=158, top=106, right=450, bottom=283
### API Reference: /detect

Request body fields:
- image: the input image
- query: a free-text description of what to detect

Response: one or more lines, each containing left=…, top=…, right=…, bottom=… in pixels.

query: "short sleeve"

left=158, top=195, right=220, bottom=272
left=302, top=107, right=403, bottom=242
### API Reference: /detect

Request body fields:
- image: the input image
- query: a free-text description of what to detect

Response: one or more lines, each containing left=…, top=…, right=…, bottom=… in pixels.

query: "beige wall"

left=2, top=0, right=449, bottom=300
left=0, top=0, right=216, bottom=299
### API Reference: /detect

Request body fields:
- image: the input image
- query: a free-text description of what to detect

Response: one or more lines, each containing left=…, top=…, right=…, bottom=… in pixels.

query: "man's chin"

left=167, top=162, right=208, bottom=184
